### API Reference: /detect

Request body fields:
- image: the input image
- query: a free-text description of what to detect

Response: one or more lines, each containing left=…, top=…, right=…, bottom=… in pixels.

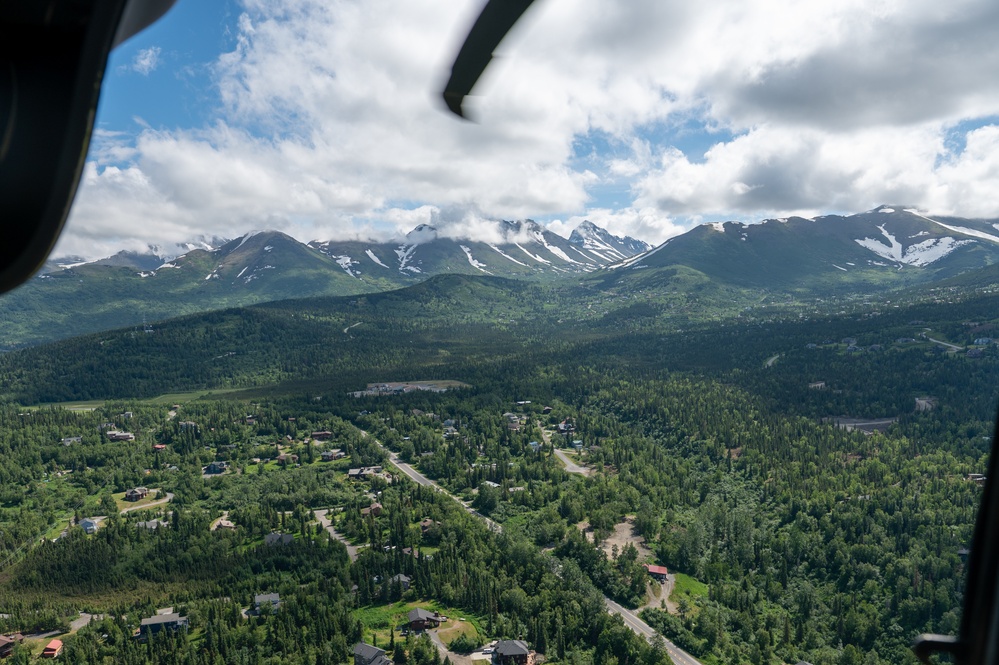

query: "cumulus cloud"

left=131, top=46, right=162, bottom=75
left=58, top=0, right=999, bottom=259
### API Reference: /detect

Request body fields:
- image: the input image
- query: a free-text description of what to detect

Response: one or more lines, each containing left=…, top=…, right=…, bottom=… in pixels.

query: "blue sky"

left=59, top=0, right=999, bottom=259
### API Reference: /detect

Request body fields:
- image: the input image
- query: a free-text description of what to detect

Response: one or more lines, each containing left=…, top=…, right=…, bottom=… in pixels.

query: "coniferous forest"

left=0, top=273, right=996, bottom=664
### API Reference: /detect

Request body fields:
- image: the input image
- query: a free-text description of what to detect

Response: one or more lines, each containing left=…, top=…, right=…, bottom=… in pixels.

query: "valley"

left=0, top=262, right=995, bottom=664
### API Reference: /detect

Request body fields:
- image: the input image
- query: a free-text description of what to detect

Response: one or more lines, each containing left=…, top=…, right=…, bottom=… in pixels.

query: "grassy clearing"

left=114, top=489, right=166, bottom=512
left=437, top=616, right=481, bottom=647
left=31, top=386, right=255, bottom=410
left=672, top=572, right=709, bottom=606
left=355, top=600, right=484, bottom=646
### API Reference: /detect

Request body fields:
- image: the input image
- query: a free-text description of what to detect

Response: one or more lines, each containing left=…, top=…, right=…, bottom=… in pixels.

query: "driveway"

left=315, top=508, right=365, bottom=560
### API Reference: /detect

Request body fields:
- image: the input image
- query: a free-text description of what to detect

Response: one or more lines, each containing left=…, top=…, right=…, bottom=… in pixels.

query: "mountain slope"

left=309, top=220, right=650, bottom=280
left=0, top=221, right=648, bottom=349
left=0, top=231, right=383, bottom=350
left=608, top=206, right=999, bottom=292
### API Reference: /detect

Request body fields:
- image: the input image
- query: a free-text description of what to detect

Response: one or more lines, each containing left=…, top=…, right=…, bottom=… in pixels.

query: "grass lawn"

left=437, top=616, right=482, bottom=649
left=355, top=600, right=485, bottom=647
left=114, top=488, right=166, bottom=512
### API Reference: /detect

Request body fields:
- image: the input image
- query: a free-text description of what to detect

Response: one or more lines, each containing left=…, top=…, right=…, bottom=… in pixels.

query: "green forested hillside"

left=0, top=274, right=995, bottom=664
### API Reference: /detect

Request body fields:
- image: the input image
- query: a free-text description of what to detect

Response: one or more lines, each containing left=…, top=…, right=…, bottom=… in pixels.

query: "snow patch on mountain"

left=612, top=237, right=674, bottom=270
left=395, top=244, right=418, bottom=272
left=905, top=209, right=999, bottom=245
left=855, top=224, right=974, bottom=266
left=365, top=250, right=389, bottom=268
left=460, top=246, right=492, bottom=274
left=879, top=208, right=895, bottom=213
left=236, top=267, right=248, bottom=279
left=489, top=245, right=528, bottom=267
left=334, top=256, right=358, bottom=278
left=234, top=231, right=262, bottom=251
left=515, top=243, right=550, bottom=264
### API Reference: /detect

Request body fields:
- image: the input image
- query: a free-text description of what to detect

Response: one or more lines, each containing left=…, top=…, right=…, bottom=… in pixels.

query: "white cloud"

left=59, top=0, right=999, bottom=259
left=131, top=46, right=162, bottom=75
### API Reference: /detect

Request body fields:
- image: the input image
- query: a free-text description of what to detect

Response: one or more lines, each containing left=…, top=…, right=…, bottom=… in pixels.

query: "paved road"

left=356, top=427, right=700, bottom=663
left=120, top=492, right=174, bottom=514
left=553, top=448, right=590, bottom=476
left=606, top=598, right=702, bottom=665
left=314, top=508, right=366, bottom=560
left=70, top=613, right=104, bottom=632
left=926, top=336, right=963, bottom=352
left=356, top=429, right=503, bottom=533
left=764, top=354, right=780, bottom=367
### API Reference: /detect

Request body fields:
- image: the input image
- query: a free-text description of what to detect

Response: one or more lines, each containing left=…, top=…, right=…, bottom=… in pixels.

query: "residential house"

left=215, top=519, right=237, bottom=531
left=388, top=573, right=411, bottom=590
left=136, top=520, right=168, bottom=530
left=542, top=406, right=552, bottom=414
left=419, top=518, right=438, bottom=534
left=254, top=593, right=281, bottom=612
left=556, top=420, right=575, bottom=435
left=139, top=613, right=188, bottom=638
left=975, top=338, right=993, bottom=345
left=152, top=444, right=166, bottom=451
left=311, top=430, right=333, bottom=440
left=265, top=533, right=294, bottom=547
left=107, top=431, right=135, bottom=441
left=60, top=436, right=82, bottom=446
left=125, top=487, right=149, bottom=502
left=348, top=466, right=383, bottom=480
left=179, top=421, right=197, bottom=430
left=360, top=502, right=383, bottom=517
left=276, top=453, right=299, bottom=466
left=645, top=564, right=669, bottom=582
left=407, top=608, right=441, bottom=631
left=41, top=639, right=63, bottom=658
left=492, top=640, right=535, bottom=665
left=354, top=642, right=392, bottom=665
left=204, top=461, right=228, bottom=474
left=80, top=518, right=99, bottom=534
left=321, top=449, right=345, bottom=461
left=571, top=440, right=583, bottom=450
left=0, top=634, right=24, bottom=658
left=527, top=441, right=541, bottom=453
left=808, top=381, right=826, bottom=390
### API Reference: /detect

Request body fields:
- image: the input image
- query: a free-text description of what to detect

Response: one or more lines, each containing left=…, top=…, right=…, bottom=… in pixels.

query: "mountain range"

left=0, top=220, right=648, bottom=349
left=604, top=205, right=999, bottom=291
left=4, top=206, right=999, bottom=350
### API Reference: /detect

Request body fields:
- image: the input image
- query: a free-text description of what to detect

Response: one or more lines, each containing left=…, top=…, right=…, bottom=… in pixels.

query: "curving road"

left=356, top=427, right=701, bottom=664
left=357, top=429, right=502, bottom=533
